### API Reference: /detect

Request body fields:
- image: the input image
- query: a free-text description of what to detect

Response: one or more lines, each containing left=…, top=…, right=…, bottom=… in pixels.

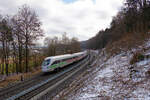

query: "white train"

left=42, top=51, right=87, bottom=72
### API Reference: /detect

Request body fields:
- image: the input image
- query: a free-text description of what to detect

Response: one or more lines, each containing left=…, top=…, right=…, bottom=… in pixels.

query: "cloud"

left=0, top=0, right=124, bottom=43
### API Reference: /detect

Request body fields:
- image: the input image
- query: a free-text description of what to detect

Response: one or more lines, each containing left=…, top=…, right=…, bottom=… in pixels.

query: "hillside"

left=59, top=38, right=150, bottom=100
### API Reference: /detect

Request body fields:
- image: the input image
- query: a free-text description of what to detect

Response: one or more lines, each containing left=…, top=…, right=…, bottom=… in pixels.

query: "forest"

left=84, top=0, right=150, bottom=50
left=0, top=5, right=44, bottom=75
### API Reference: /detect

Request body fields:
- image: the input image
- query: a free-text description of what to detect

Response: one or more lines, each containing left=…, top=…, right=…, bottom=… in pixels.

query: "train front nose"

left=41, top=59, right=51, bottom=72
left=42, top=66, right=49, bottom=72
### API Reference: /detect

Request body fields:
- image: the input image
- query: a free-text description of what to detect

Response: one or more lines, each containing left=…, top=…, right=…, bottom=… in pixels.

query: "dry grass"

left=0, top=67, right=41, bottom=88
left=105, top=33, right=147, bottom=57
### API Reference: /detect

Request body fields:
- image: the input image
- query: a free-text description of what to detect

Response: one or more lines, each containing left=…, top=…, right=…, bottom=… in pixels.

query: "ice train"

left=42, top=51, right=87, bottom=72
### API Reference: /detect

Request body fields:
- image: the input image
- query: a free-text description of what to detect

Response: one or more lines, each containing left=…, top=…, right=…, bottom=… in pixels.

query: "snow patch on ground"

left=97, top=66, right=113, bottom=78
left=133, top=87, right=150, bottom=99
left=145, top=39, right=150, bottom=48
left=137, top=59, right=150, bottom=66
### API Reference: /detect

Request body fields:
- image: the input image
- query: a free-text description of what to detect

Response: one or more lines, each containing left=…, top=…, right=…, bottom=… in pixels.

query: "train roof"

left=45, top=54, right=71, bottom=60
left=44, top=51, right=86, bottom=61
left=72, top=52, right=83, bottom=57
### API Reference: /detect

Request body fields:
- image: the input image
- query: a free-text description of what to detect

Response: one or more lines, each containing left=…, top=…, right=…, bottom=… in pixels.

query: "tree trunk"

left=1, top=58, right=4, bottom=75
left=25, top=40, right=28, bottom=73
left=16, top=61, right=18, bottom=74
left=18, top=43, right=22, bottom=73
left=5, top=41, right=9, bottom=76
left=6, top=63, right=8, bottom=76
left=34, top=55, right=37, bottom=67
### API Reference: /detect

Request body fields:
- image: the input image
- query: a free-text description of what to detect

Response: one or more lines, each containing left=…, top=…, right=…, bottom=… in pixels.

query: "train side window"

left=61, top=59, right=64, bottom=62
left=64, top=58, right=68, bottom=61
left=64, top=59, right=67, bottom=61
left=52, top=60, right=60, bottom=65
left=67, top=58, right=71, bottom=61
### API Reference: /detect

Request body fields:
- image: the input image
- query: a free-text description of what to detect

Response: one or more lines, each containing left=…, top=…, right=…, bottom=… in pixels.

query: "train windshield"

left=42, top=59, right=51, bottom=66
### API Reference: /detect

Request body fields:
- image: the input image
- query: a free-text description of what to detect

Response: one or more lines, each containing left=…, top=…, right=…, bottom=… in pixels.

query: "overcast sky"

left=0, top=0, right=124, bottom=43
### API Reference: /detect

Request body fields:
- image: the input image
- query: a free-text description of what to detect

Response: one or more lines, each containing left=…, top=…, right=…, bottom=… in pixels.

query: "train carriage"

left=42, top=51, right=87, bottom=72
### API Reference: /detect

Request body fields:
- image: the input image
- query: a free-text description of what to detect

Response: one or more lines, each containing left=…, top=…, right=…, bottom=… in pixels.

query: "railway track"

left=39, top=55, right=94, bottom=100
left=0, top=72, right=56, bottom=100
left=0, top=55, right=90, bottom=100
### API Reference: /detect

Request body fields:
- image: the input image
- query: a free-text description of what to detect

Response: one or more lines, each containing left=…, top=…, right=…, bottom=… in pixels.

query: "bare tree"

left=11, top=15, right=24, bottom=73
left=70, top=37, right=81, bottom=53
left=44, top=34, right=81, bottom=56
left=61, top=33, right=71, bottom=54
left=0, top=16, right=13, bottom=76
left=44, top=36, right=59, bottom=56
left=15, top=5, right=44, bottom=72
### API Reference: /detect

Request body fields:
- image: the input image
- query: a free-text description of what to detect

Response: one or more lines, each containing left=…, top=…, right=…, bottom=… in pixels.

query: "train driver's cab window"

left=51, top=60, right=60, bottom=65
left=62, top=58, right=68, bottom=62
left=42, top=59, right=51, bottom=66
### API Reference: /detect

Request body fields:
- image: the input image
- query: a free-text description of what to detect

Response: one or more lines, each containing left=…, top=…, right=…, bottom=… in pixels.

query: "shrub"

left=130, top=52, right=145, bottom=65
